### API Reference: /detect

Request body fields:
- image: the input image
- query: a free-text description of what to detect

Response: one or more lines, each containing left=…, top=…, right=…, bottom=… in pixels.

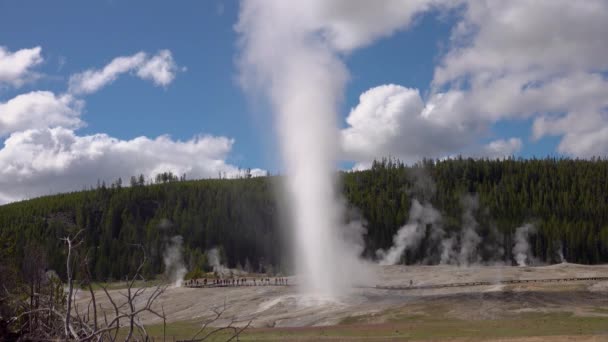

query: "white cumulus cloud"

left=0, top=46, right=43, bottom=87
left=136, top=50, right=178, bottom=86
left=342, top=0, right=608, bottom=164
left=0, top=91, right=83, bottom=136
left=341, top=84, right=470, bottom=164
left=306, top=0, right=450, bottom=52
left=428, top=0, right=608, bottom=158
left=481, top=138, right=522, bottom=159
left=0, top=127, right=261, bottom=203
left=0, top=46, right=261, bottom=204
left=434, top=1, right=608, bottom=86
left=68, top=50, right=179, bottom=95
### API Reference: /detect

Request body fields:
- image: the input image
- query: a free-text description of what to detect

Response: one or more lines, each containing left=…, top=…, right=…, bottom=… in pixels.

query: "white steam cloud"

left=206, top=247, right=230, bottom=277
left=440, top=236, right=456, bottom=265
left=377, top=192, right=511, bottom=267
left=377, top=199, right=440, bottom=265
left=163, top=235, right=187, bottom=287
left=235, top=0, right=444, bottom=297
left=555, top=240, right=566, bottom=263
left=457, top=194, right=482, bottom=266
left=513, top=224, right=536, bottom=267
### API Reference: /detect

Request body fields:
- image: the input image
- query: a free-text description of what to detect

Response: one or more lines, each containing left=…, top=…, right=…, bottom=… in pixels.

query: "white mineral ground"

left=76, top=263, right=608, bottom=328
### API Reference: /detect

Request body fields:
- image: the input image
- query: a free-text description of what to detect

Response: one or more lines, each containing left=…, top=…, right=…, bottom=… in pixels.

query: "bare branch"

left=190, top=299, right=228, bottom=341
left=63, top=228, right=84, bottom=339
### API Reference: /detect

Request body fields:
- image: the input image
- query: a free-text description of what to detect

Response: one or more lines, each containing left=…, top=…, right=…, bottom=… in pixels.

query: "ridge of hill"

left=1, top=157, right=607, bottom=281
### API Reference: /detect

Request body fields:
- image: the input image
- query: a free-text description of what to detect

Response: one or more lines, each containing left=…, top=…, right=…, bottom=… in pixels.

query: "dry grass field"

left=77, top=263, right=608, bottom=341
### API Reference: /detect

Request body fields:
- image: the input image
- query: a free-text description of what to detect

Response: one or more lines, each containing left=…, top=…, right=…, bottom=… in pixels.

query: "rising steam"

left=456, top=194, right=482, bottom=266
left=163, top=235, right=187, bottom=287
left=513, top=223, right=536, bottom=266
left=206, top=247, right=241, bottom=277
left=236, top=1, right=384, bottom=297
left=377, top=199, right=440, bottom=265
left=439, top=236, right=456, bottom=264
left=554, top=241, right=566, bottom=263
left=236, top=1, right=467, bottom=296
left=378, top=192, right=513, bottom=267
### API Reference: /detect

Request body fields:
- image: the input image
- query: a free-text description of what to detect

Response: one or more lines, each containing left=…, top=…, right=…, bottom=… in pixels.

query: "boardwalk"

left=373, top=276, right=608, bottom=290
left=183, top=275, right=608, bottom=291
left=183, top=277, right=290, bottom=288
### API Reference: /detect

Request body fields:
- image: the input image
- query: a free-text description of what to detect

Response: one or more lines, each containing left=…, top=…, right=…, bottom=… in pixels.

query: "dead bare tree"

left=6, top=271, right=66, bottom=340
left=80, top=254, right=98, bottom=332
left=62, top=229, right=84, bottom=339
left=3, top=231, right=168, bottom=341
left=21, top=242, right=47, bottom=335
left=73, top=243, right=169, bottom=341
left=4, top=230, right=253, bottom=341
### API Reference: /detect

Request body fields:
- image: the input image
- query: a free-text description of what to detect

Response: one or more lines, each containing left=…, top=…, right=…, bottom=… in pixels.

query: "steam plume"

left=440, top=236, right=456, bottom=265
left=513, top=223, right=536, bottom=266
left=206, top=247, right=231, bottom=277
left=236, top=1, right=451, bottom=296
left=555, top=241, right=566, bottom=263
left=456, top=194, right=482, bottom=266
left=377, top=199, right=441, bottom=265
left=163, top=235, right=187, bottom=287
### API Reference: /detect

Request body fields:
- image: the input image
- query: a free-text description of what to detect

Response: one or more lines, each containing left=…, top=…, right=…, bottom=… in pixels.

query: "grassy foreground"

left=127, top=310, right=608, bottom=341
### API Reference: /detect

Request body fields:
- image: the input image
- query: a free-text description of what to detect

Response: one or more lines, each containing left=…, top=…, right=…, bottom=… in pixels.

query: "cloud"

left=0, top=46, right=43, bottom=87
left=68, top=50, right=179, bottom=95
left=480, top=138, right=522, bottom=158
left=343, top=1, right=608, bottom=163
left=236, top=0, right=450, bottom=93
left=307, top=0, right=450, bottom=52
left=434, top=1, right=608, bottom=86
left=0, top=47, right=260, bottom=204
left=136, top=50, right=178, bottom=86
left=340, top=84, right=524, bottom=165
left=428, top=0, right=608, bottom=158
left=0, top=127, right=262, bottom=203
left=68, top=52, right=146, bottom=94
left=0, top=91, right=83, bottom=136
left=341, top=84, right=470, bottom=163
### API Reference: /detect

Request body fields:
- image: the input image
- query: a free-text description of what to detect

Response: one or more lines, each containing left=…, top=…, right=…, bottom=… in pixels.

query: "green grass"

left=116, top=320, right=241, bottom=341
left=591, top=306, right=608, bottom=314
left=126, top=310, right=608, bottom=341
left=244, top=313, right=608, bottom=341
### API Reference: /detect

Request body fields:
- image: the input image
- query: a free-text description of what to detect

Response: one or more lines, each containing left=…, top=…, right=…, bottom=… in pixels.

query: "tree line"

left=1, top=157, right=607, bottom=285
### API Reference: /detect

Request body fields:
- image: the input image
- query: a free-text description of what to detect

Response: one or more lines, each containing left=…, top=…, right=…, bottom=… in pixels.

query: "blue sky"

left=0, top=0, right=265, bottom=165
left=0, top=1, right=606, bottom=202
left=0, top=1, right=538, bottom=168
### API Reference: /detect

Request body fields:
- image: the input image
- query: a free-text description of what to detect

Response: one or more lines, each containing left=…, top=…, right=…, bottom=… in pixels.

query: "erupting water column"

left=276, top=62, right=348, bottom=297
left=236, top=1, right=357, bottom=298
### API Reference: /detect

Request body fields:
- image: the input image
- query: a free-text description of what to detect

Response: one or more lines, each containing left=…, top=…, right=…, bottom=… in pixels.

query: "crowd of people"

left=184, top=277, right=289, bottom=288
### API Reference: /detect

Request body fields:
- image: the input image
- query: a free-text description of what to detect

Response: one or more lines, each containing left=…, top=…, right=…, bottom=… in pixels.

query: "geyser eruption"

left=269, top=53, right=352, bottom=296
left=236, top=0, right=444, bottom=297
left=513, top=223, right=536, bottom=267
left=163, top=235, right=187, bottom=287
left=237, top=3, right=358, bottom=298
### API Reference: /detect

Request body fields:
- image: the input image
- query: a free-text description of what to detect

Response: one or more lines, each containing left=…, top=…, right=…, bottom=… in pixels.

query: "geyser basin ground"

left=79, top=263, right=608, bottom=340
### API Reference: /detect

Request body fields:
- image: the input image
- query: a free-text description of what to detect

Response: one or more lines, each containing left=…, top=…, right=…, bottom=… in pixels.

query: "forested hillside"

left=1, top=158, right=607, bottom=282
